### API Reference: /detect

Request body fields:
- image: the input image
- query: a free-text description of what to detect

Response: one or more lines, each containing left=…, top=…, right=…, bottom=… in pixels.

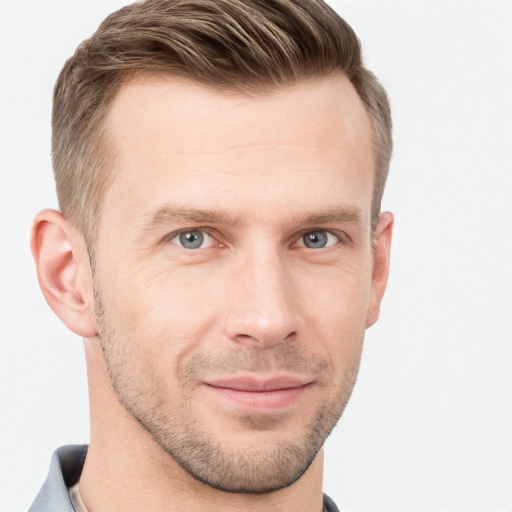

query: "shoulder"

left=28, top=445, right=88, bottom=512
left=323, top=493, right=341, bottom=512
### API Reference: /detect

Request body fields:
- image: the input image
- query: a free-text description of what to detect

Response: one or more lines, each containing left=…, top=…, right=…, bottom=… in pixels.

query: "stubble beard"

left=94, top=288, right=362, bottom=494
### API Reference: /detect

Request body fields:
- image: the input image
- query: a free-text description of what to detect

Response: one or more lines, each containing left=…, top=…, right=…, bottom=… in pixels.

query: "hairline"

left=83, top=69, right=383, bottom=253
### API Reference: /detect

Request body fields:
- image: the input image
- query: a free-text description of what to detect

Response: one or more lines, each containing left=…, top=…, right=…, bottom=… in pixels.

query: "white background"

left=0, top=1, right=511, bottom=511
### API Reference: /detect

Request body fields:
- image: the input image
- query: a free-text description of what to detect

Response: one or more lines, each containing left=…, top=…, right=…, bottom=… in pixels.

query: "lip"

left=203, top=376, right=312, bottom=412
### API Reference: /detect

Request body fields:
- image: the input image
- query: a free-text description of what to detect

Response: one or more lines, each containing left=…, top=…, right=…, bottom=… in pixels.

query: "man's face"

left=93, top=75, right=379, bottom=492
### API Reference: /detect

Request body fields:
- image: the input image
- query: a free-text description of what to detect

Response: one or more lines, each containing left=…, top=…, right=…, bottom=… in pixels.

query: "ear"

left=31, top=209, right=97, bottom=338
left=366, top=211, right=394, bottom=328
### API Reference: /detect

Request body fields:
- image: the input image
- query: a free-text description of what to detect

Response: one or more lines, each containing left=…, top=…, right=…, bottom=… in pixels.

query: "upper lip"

left=204, top=376, right=312, bottom=392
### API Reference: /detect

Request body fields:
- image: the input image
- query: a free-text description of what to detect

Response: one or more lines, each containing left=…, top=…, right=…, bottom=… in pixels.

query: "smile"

left=203, top=376, right=312, bottom=412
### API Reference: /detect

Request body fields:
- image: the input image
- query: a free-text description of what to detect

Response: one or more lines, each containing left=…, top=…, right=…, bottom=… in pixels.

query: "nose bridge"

left=223, top=241, right=297, bottom=346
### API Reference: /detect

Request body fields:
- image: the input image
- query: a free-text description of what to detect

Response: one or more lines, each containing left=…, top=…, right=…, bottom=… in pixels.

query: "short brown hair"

left=52, top=0, right=392, bottom=247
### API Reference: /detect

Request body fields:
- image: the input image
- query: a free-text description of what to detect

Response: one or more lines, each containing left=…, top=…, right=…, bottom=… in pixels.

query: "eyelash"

left=164, top=228, right=348, bottom=250
left=293, top=230, right=340, bottom=249
left=164, top=228, right=221, bottom=250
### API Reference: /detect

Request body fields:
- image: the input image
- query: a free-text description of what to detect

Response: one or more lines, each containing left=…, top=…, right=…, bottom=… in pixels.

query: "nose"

left=222, top=248, right=299, bottom=348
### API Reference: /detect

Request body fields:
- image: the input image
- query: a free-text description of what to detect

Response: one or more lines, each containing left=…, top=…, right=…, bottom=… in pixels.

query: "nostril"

left=232, top=329, right=296, bottom=347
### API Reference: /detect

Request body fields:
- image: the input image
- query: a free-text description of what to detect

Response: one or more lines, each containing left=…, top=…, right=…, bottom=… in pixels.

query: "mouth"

left=203, top=376, right=312, bottom=412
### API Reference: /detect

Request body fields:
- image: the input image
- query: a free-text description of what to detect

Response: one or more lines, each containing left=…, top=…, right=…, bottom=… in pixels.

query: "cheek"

left=296, top=258, right=373, bottom=323
left=96, top=266, right=223, bottom=405
left=294, top=260, right=371, bottom=367
left=102, top=262, right=223, bottom=356
left=98, top=247, right=373, bottom=375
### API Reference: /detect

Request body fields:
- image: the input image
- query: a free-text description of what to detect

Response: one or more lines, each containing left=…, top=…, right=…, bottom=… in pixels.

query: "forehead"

left=101, top=74, right=375, bottom=228
left=106, top=74, right=373, bottom=160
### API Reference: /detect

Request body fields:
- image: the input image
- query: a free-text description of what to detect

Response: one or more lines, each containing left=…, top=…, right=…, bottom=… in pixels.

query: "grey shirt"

left=29, top=445, right=340, bottom=512
left=29, top=445, right=87, bottom=512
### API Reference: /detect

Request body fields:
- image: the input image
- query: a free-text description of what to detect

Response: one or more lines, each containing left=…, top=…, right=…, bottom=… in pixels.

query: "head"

left=33, top=0, right=393, bottom=497
left=52, top=0, right=392, bottom=250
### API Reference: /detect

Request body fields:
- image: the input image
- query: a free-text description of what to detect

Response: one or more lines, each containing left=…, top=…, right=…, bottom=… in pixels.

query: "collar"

left=29, top=445, right=88, bottom=512
left=29, top=445, right=340, bottom=512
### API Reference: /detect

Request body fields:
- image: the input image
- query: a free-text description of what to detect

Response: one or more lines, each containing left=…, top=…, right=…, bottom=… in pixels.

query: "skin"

left=32, top=74, right=393, bottom=512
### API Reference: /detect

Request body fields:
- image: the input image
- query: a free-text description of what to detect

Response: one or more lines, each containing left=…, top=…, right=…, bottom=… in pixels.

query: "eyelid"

left=159, top=226, right=351, bottom=249
left=161, top=227, right=221, bottom=248
left=292, top=228, right=350, bottom=248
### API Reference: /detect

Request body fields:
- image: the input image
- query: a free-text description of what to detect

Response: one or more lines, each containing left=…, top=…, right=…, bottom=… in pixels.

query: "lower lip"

left=204, top=384, right=308, bottom=412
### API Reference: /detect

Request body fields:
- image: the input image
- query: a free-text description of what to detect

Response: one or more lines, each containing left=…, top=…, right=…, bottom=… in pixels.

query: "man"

left=28, top=0, right=393, bottom=510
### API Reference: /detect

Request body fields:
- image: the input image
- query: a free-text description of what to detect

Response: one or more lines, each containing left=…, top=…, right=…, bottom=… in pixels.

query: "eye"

left=171, top=230, right=214, bottom=249
left=299, top=230, right=338, bottom=249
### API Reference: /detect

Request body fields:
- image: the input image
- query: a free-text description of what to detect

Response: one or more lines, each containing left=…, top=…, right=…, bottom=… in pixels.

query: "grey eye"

left=302, top=231, right=331, bottom=249
left=178, top=230, right=205, bottom=249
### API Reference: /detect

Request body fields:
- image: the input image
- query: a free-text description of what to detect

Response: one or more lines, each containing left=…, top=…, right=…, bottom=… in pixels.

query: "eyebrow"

left=296, top=208, right=362, bottom=226
left=142, top=206, right=240, bottom=230
left=142, top=204, right=363, bottom=231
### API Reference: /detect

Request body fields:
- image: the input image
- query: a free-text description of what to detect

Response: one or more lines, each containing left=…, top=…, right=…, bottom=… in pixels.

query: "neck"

left=80, top=340, right=325, bottom=512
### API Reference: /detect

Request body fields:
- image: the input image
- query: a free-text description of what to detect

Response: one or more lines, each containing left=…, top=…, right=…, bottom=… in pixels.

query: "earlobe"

left=31, top=209, right=97, bottom=338
left=366, top=211, right=394, bottom=328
